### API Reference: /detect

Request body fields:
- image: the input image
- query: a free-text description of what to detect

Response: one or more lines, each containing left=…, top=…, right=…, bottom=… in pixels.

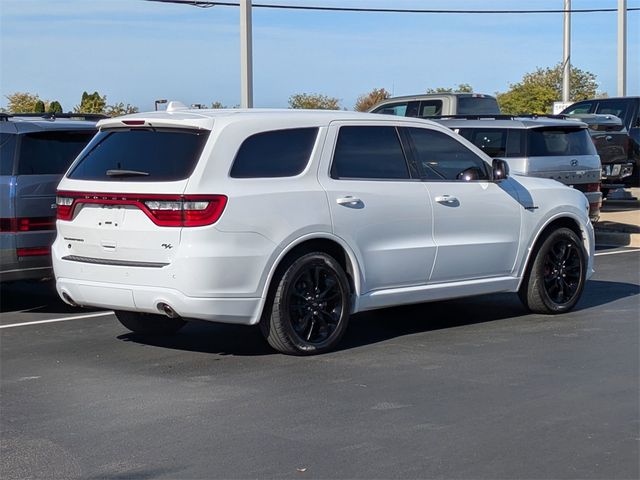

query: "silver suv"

left=435, top=115, right=602, bottom=222
left=0, top=113, right=102, bottom=282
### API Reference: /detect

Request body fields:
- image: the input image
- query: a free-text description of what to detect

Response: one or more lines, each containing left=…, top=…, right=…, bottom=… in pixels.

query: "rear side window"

left=18, top=131, right=95, bottom=175
left=372, top=102, right=409, bottom=116
left=331, top=126, right=409, bottom=180
left=405, top=127, right=490, bottom=181
left=458, top=128, right=525, bottom=158
left=68, top=128, right=209, bottom=181
left=230, top=128, right=318, bottom=178
left=457, top=96, right=500, bottom=115
left=419, top=100, right=442, bottom=117
left=1, top=134, right=16, bottom=175
left=528, top=128, right=596, bottom=156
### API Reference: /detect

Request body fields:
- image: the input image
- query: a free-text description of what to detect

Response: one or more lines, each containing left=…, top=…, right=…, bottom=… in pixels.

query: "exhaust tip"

left=157, top=302, right=179, bottom=319
left=62, top=292, right=79, bottom=307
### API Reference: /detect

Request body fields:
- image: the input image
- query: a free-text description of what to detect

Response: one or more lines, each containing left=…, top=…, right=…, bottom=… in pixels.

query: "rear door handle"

left=435, top=195, right=459, bottom=204
left=336, top=196, right=363, bottom=207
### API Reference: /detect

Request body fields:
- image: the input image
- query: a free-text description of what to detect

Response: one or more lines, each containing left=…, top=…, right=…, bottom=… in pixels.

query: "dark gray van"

left=0, top=113, right=102, bottom=282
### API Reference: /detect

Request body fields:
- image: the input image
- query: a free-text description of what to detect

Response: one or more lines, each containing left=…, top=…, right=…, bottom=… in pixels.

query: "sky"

left=1, top=0, right=638, bottom=112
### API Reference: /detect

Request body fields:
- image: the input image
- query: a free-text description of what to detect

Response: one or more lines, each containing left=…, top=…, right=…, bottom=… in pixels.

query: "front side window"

left=230, top=128, right=318, bottom=178
left=527, top=127, right=596, bottom=156
left=563, top=102, right=593, bottom=115
left=331, top=126, right=410, bottom=180
left=68, top=128, right=208, bottom=181
left=18, top=130, right=95, bottom=175
left=405, top=127, right=490, bottom=181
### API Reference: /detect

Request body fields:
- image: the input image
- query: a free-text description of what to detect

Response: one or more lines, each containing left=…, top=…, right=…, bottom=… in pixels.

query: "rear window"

left=68, top=128, right=209, bottom=181
left=527, top=127, right=596, bottom=156
left=457, top=96, right=500, bottom=115
left=17, top=131, right=95, bottom=175
left=230, top=128, right=318, bottom=178
left=1, top=133, right=16, bottom=175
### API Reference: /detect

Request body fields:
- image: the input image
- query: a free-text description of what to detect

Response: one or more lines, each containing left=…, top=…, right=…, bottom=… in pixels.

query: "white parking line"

left=0, top=311, right=114, bottom=330
left=594, top=248, right=640, bottom=257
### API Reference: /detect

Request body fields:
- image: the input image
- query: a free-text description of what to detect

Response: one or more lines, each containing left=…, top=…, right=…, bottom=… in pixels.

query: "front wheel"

left=260, top=252, right=351, bottom=355
left=519, top=228, right=587, bottom=314
left=115, top=310, right=186, bottom=335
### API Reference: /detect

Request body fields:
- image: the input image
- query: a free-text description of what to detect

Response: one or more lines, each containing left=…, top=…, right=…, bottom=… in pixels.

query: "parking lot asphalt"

left=1, top=245, right=639, bottom=480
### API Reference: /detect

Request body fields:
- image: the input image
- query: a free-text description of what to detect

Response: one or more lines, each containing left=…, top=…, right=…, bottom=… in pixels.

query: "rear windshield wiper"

left=106, top=169, right=150, bottom=177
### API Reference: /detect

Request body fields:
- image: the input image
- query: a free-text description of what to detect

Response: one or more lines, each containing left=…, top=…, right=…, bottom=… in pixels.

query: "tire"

left=115, top=310, right=186, bottom=335
left=519, top=228, right=587, bottom=314
left=260, top=252, right=351, bottom=355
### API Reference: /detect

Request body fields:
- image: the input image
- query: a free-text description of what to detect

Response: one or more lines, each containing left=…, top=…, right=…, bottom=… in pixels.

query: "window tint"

left=595, top=100, right=630, bottom=124
left=405, top=127, right=490, bottom=181
left=563, top=102, right=593, bottom=115
left=528, top=127, right=596, bottom=156
left=372, top=102, right=408, bottom=116
left=458, top=128, right=525, bottom=158
left=331, top=126, right=409, bottom=180
left=68, top=128, right=208, bottom=181
left=419, top=100, right=442, bottom=117
left=457, top=96, right=501, bottom=115
left=17, top=131, right=95, bottom=175
left=230, top=128, right=318, bottom=178
left=0, top=134, right=16, bottom=175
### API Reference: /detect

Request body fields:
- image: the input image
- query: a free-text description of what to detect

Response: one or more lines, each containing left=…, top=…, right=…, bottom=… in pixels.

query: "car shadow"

left=118, top=279, right=638, bottom=357
left=0, top=279, right=100, bottom=315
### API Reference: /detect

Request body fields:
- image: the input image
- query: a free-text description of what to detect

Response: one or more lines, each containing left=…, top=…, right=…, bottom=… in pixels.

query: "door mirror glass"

left=492, top=158, right=510, bottom=180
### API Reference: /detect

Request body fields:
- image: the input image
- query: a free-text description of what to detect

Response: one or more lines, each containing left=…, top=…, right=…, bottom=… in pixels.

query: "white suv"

left=53, top=106, right=594, bottom=355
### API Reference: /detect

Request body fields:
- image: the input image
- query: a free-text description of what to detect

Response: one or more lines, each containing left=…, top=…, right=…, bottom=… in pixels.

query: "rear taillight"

left=56, top=191, right=227, bottom=227
left=585, top=182, right=601, bottom=193
left=0, top=217, right=56, bottom=232
left=17, top=246, right=51, bottom=257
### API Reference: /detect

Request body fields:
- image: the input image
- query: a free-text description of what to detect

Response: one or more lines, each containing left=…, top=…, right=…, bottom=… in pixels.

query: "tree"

left=354, top=88, right=391, bottom=112
left=5, top=92, right=41, bottom=113
left=211, top=101, right=225, bottom=109
left=289, top=93, right=340, bottom=110
left=105, top=102, right=139, bottom=117
left=47, top=101, right=63, bottom=114
left=34, top=100, right=45, bottom=113
left=75, top=91, right=107, bottom=114
left=426, top=83, right=473, bottom=94
left=497, top=63, right=598, bottom=115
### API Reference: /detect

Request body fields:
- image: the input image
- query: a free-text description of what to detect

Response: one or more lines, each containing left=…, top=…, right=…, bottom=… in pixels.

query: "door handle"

left=435, top=195, right=459, bottom=204
left=336, top=196, right=363, bottom=207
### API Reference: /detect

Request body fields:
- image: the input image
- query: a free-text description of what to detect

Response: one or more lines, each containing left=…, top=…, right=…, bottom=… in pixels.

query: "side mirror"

left=492, top=158, right=509, bottom=181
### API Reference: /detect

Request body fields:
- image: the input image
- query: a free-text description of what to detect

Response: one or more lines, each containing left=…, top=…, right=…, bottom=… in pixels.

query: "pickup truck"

left=369, top=93, right=500, bottom=118
left=561, top=97, right=640, bottom=197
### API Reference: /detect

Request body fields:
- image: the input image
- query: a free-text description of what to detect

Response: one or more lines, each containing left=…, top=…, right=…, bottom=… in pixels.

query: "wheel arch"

left=516, top=214, right=590, bottom=291
left=257, top=233, right=363, bottom=322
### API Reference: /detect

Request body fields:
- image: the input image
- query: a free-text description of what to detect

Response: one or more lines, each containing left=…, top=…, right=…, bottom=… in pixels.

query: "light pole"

left=562, top=0, right=571, bottom=103
left=618, top=0, right=627, bottom=96
left=155, top=99, right=168, bottom=111
left=240, top=0, right=253, bottom=108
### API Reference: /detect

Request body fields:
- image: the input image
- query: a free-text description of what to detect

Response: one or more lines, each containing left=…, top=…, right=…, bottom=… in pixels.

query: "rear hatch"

left=524, top=125, right=601, bottom=187
left=56, top=123, right=219, bottom=267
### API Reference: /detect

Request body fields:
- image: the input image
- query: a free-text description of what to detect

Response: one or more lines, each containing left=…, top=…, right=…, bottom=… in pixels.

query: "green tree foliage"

left=5, top=92, right=41, bottom=113
left=211, top=101, right=225, bottom=109
left=497, top=63, right=598, bottom=115
left=426, top=83, right=473, bottom=94
left=289, top=93, right=340, bottom=110
left=34, top=100, right=45, bottom=113
left=105, top=102, right=139, bottom=117
left=75, top=91, right=107, bottom=114
left=47, top=101, right=63, bottom=114
left=354, top=88, right=391, bottom=112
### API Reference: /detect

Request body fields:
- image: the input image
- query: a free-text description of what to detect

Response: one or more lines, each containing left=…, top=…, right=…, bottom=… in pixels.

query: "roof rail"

left=0, top=112, right=109, bottom=121
left=426, top=114, right=570, bottom=121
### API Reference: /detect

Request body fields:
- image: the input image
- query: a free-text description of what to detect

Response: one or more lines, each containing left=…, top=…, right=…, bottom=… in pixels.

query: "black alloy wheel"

left=261, top=252, right=351, bottom=355
left=542, top=238, right=583, bottom=306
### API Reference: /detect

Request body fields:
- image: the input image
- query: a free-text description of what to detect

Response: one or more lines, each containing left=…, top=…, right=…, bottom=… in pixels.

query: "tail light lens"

left=585, top=182, right=600, bottom=193
left=17, top=246, right=51, bottom=257
left=56, top=191, right=227, bottom=227
left=0, top=217, right=56, bottom=232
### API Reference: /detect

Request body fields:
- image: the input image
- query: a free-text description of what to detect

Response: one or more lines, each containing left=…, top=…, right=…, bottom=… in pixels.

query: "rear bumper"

left=56, top=277, right=263, bottom=325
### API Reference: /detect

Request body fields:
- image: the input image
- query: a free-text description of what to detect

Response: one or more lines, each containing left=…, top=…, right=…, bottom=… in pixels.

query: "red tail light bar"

left=56, top=191, right=227, bottom=227
left=17, top=246, right=51, bottom=257
left=0, top=217, right=56, bottom=232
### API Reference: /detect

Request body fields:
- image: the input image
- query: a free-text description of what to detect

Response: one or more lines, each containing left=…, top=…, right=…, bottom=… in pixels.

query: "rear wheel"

left=115, top=310, right=186, bottom=335
left=260, top=252, right=351, bottom=355
left=519, top=228, right=587, bottom=314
